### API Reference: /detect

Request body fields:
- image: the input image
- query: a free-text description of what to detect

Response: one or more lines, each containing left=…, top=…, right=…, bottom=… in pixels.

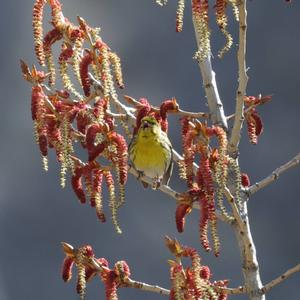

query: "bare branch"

left=124, top=279, right=170, bottom=296
left=123, top=95, right=209, bottom=119
left=247, top=152, right=300, bottom=195
left=228, top=0, right=249, bottom=157
left=62, top=242, right=245, bottom=296
left=260, top=263, right=300, bottom=294
left=191, top=3, right=228, bottom=129
left=89, top=256, right=170, bottom=296
left=227, top=103, right=256, bottom=121
left=128, top=166, right=180, bottom=201
left=128, top=163, right=234, bottom=222
left=214, top=285, right=246, bottom=295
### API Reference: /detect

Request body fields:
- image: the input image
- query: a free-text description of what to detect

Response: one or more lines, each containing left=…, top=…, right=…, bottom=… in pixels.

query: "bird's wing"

left=161, top=142, right=173, bottom=186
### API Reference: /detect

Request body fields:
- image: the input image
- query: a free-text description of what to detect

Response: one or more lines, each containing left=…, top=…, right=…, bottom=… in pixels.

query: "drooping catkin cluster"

left=61, top=243, right=131, bottom=300
left=215, top=0, right=232, bottom=58
left=176, top=0, right=185, bottom=32
left=156, top=0, right=168, bottom=6
left=177, top=119, right=244, bottom=255
left=156, top=0, right=240, bottom=60
left=32, top=0, right=124, bottom=100
left=125, top=97, right=179, bottom=135
left=22, top=0, right=129, bottom=233
left=32, top=0, right=47, bottom=65
left=192, top=0, right=211, bottom=62
left=165, top=237, right=228, bottom=300
left=244, top=95, right=272, bottom=145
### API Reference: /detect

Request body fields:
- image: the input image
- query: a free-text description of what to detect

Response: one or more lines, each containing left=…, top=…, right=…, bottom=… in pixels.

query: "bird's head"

left=138, top=116, right=161, bottom=138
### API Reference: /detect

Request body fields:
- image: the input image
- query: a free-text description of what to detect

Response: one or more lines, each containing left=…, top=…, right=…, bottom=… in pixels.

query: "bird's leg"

left=136, top=171, right=149, bottom=189
left=136, top=170, right=144, bottom=180
left=152, top=177, right=161, bottom=190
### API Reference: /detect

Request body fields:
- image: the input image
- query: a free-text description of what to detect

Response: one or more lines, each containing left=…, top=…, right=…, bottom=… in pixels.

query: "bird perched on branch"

left=129, top=116, right=173, bottom=189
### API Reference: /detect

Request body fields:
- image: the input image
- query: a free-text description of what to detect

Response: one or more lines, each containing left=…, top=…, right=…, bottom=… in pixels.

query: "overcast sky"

left=1, top=1, right=300, bottom=299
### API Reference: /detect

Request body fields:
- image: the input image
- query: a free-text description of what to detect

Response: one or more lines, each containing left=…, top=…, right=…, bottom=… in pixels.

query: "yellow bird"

left=129, top=116, right=173, bottom=189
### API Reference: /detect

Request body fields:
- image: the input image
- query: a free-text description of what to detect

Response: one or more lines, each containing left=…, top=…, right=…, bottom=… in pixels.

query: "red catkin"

left=31, top=85, right=45, bottom=120
left=241, top=173, right=250, bottom=187
left=175, top=203, right=191, bottom=233
left=104, top=271, right=118, bottom=300
left=134, top=98, right=152, bottom=134
left=246, top=114, right=258, bottom=144
left=192, top=0, right=209, bottom=17
left=181, top=117, right=190, bottom=136
left=93, top=98, right=108, bottom=119
left=43, top=28, right=63, bottom=52
left=86, top=124, right=107, bottom=161
left=76, top=110, right=90, bottom=135
left=108, top=132, right=128, bottom=185
left=59, top=46, right=73, bottom=63
left=91, top=169, right=102, bottom=207
left=38, top=132, right=48, bottom=156
left=83, top=245, right=94, bottom=257
left=159, top=99, right=178, bottom=132
left=182, top=128, right=197, bottom=188
left=252, top=111, right=263, bottom=137
left=79, top=51, right=94, bottom=96
left=71, top=166, right=86, bottom=204
left=62, top=257, right=74, bottom=282
left=199, top=266, right=211, bottom=280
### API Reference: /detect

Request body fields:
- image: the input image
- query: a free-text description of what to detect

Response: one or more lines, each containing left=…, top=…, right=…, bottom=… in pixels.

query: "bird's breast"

left=131, top=138, right=169, bottom=178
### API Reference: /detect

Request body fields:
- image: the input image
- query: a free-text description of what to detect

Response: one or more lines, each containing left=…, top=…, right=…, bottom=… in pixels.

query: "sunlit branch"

left=214, top=285, right=245, bottom=295
left=62, top=242, right=245, bottom=296
left=260, top=263, right=300, bottom=295
left=123, top=95, right=209, bottom=119
left=190, top=28, right=228, bottom=128
left=247, top=152, right=300, bottom=195
left=228, top=0, right=249, bottom=157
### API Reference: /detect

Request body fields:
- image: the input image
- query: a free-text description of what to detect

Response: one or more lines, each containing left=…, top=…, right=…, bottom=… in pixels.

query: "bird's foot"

left=151, top=177, right=161, bottom=190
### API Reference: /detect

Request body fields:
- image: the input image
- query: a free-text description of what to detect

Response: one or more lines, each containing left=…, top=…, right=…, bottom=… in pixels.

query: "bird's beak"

left=142, top=121, right=149, bottom=129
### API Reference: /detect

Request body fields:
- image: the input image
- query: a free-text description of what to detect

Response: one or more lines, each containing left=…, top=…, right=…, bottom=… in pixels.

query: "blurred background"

left=1, top=0, right=300, bottom=299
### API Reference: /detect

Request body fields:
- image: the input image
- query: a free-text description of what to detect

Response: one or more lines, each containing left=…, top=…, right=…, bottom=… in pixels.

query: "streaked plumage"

left=129, top=116, right=173, bottom=189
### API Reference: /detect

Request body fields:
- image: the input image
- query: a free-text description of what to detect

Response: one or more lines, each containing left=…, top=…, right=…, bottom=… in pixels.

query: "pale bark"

left=191, top=1, right=265, bottom=299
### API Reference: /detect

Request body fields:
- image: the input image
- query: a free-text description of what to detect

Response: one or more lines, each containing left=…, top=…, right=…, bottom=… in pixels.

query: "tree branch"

left=191, top=4, right=228, bottom=129
left=123, top=95, right=209, bottom=119
left=129, top=163, right=231, bottom=222
left=89, top=256, right=170, bottom=296
left=247, top=152, right=300, bottom=195
left=123, top=279, right=170, bottom=295
left=260, top=263, right=300, bottom=295
left=214, top=285, right=246, bottom=295
left=228, top=0, right=249, bottom=157
left=62, top=242, right=245, bottom=296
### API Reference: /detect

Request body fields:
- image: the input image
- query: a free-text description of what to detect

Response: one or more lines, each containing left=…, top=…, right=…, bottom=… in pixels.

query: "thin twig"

left=247, top=152, right=300, bottom=195
left=128, top=165, right=232, bottom=221
left=260, top=263, right=300, bottom=295
left=227, top=104, right=253, bottom=121
left=88, top=256, right=171, bottom=295
left=123, top=95, right=209, bottom=119
left=224, top=187, right=244, bottom=228
left=128, top=166, right=180, bottom=200
left=227, top=95, right=272, bottom=121
left=62, top=242, right=245, bottom=296
left=106, top=111, right=128, bottom=119
left=124, top=279, right=170, bottom=295
left=228, top=0, right=249, bottom=157
left=214, top=285, right=246, bottom=295
left=62, top=242, right=170, bottom=296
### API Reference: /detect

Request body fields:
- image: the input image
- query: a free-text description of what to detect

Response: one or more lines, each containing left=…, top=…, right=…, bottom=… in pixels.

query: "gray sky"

left=1, top=1, right=300, bottom=299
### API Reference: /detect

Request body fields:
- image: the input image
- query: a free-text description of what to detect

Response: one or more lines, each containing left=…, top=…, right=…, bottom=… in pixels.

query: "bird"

left=129, top=116, right=173, bottom=189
